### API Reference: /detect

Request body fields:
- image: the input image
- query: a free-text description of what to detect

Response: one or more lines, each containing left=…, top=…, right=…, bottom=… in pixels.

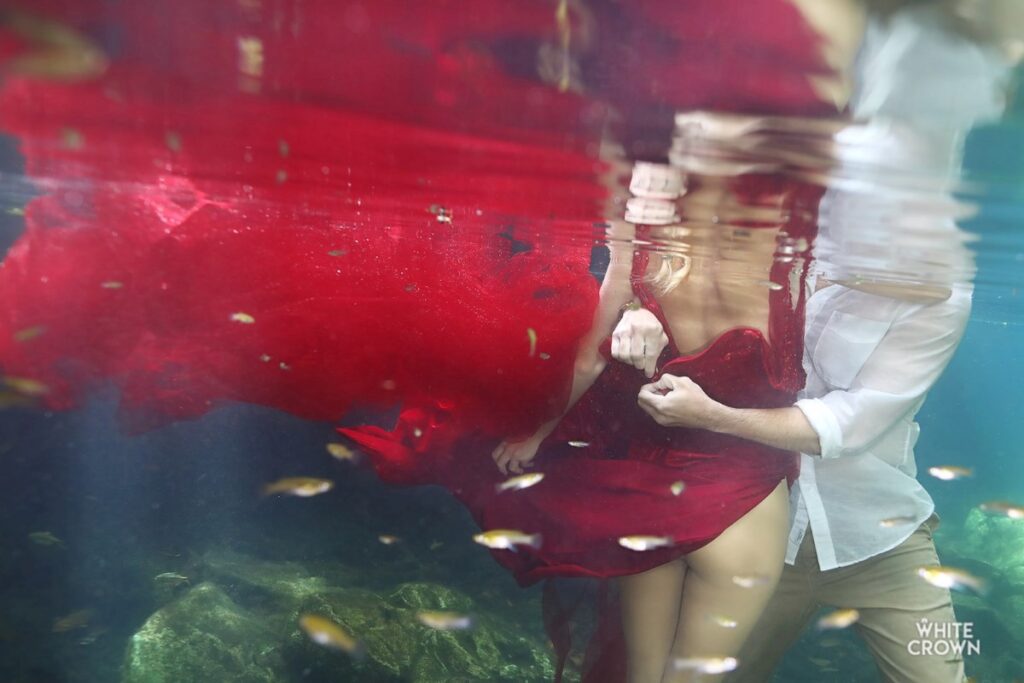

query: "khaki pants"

left=727, top=516, right=966, bottom=683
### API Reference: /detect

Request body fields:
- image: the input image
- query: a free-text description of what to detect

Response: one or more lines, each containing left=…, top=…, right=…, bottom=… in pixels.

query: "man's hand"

left=611, top=307, right=670, bottom=378
left=637, top=374, right=725, bottom=430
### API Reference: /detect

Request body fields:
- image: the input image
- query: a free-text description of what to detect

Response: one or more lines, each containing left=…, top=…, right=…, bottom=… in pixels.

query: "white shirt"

left=787, top=283, right=971, bottom=569
left=786, top=5, right=1006, bottom=570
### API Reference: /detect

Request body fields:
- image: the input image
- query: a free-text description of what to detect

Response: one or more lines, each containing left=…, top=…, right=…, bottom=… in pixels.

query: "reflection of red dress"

left=0, top=2, right=831, bottom=681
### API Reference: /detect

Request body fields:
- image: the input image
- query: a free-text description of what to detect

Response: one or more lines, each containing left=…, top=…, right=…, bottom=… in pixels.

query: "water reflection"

left=0, top=1, right=1022, bottom=682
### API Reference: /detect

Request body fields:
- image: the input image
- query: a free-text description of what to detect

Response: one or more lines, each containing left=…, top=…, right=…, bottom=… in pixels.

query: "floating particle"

left=670, top=481, right=686, bottom=496
left=259, top=354, right=271, bottom=362
left=7, top=207, right=25, bottom=216
left=327, top=249, right=348, bottom=257
left=378, top=535, right=400, bottom=545
left=526, top=328, right=538, bottom=357
left=278, top=139, right=289, bottom=157
left=380, top=379, right=396, bottom=391
left=275, top=169, right=287, bottom=184
left=230, top=312, right=255, bottom=324
left=618, top=535, right=673, bottom=551
left=567, top=441, right=590, bottom=448
left=100, top=281, right=123, bottom=289
left=539, top=352, right=551, bottom=360
left=278, top=362, right=290, bottom=371
left=928, top=466, right=973, bottom=481
left=710, top=615, right=738, bottom=629
left=817, top=609, right=860, bottom=630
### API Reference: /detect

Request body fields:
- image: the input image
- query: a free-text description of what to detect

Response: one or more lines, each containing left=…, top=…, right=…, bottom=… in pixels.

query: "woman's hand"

left=492, top=432, right=545, bottom=475
left=611, top=307, right=669, bottom=378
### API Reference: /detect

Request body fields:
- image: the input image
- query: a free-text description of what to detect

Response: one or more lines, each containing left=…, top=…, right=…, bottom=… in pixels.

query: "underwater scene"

left=0, top=1, right=1023, bottom=682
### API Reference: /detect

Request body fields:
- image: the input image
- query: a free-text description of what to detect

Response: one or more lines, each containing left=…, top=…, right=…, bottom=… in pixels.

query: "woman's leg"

left=664, top=479, right=790, bottom=683
left=619, top=558, right=687, bottom=683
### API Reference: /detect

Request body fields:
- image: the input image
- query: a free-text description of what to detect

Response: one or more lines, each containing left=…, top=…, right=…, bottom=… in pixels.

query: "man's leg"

left=725, top=531, right=820, bottom=683
left=817, top=516, right=965, bottom=683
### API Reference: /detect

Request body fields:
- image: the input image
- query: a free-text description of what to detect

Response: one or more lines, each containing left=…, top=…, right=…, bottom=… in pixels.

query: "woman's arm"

left=493, top=219, right=638, bottom=474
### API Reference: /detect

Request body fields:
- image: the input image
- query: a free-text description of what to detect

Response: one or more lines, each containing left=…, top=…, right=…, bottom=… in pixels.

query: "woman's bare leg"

left=619, top=559, right=687, bottom=683
left=664, top=479, right=790, bottom=683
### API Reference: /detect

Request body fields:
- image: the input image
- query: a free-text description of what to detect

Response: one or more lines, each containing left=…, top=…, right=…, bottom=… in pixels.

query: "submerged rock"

left=122, top=550, right=554, bottom=683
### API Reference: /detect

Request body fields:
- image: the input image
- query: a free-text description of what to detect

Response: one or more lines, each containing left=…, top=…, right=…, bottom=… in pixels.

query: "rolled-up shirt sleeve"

left=796, top=285, right=971, bottom=459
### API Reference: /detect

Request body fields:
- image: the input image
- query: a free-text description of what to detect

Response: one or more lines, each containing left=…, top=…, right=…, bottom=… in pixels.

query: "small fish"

left=13, top=325, right=45, bottom=342
left=378, top=535, right=400, bottom=545
left=928, top=466, right=973, bottom=481
left=416, top=611, right=473, bottom=631
left=52, top=609, right=92, bottom=633
left=567, top=440, right=590, bottom=448
left=278, top=139, right=289, bottom=158
left=618, top=535, right=674, bottom=552
left=4, top=377, right=50, bottom=396
left=979, top=501, right=1024, bottom=520
left=298, top=614, right=363, bottom=656
left=710, top=615, right=738, bottom=629
left=6, top=207, right=25, bottom=216
left=165, top=132, right=182, bottom=152
left=473, top=529, right=542, bottom=551
left=327, top=249, right=348, bottom=257
left=29, top=531, right=64, bottom=547
left=527, top=328, right=538, bottom=357
left=496, top=472, right=545, bottom=493
left=61, top=127, right=84, bottom=149
left=326, top=443, right=359, bottom=462
left=153, top=572, right=190, bottom=585
left=917, top=566, right=989, bottom=596
left=809, top=657, right=831, bottom=666
left=670, top=481, right=686, bottom=496
left=817, top=608, right=860, bottom=630
left=100, top=281, right=123, bottom=289
left=879, top=515, right=918, bottom=528
left=262, top=477, right=334, bottom=498
left=230, top=312, right=255, bottom=324
left=732, top=574, right=771, bottom=589
left=0, top=390, right=36, bottom=409
left=671, top=657, right=738, bottom=674
left=428, top=540, right=444, bottom=551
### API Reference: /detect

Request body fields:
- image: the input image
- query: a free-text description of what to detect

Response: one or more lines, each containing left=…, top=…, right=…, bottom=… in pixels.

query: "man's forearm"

left=708, top=404, right=822, bottom=455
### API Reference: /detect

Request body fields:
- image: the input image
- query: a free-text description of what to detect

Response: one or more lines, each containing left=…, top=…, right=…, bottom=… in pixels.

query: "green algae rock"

left=123, top=583, right=283, bottom=683
left=122, top=550, right=555, bottom=683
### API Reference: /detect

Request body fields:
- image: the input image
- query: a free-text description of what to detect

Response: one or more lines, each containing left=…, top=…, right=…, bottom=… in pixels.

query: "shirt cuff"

left=794, top=398, right=843, bottom=459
